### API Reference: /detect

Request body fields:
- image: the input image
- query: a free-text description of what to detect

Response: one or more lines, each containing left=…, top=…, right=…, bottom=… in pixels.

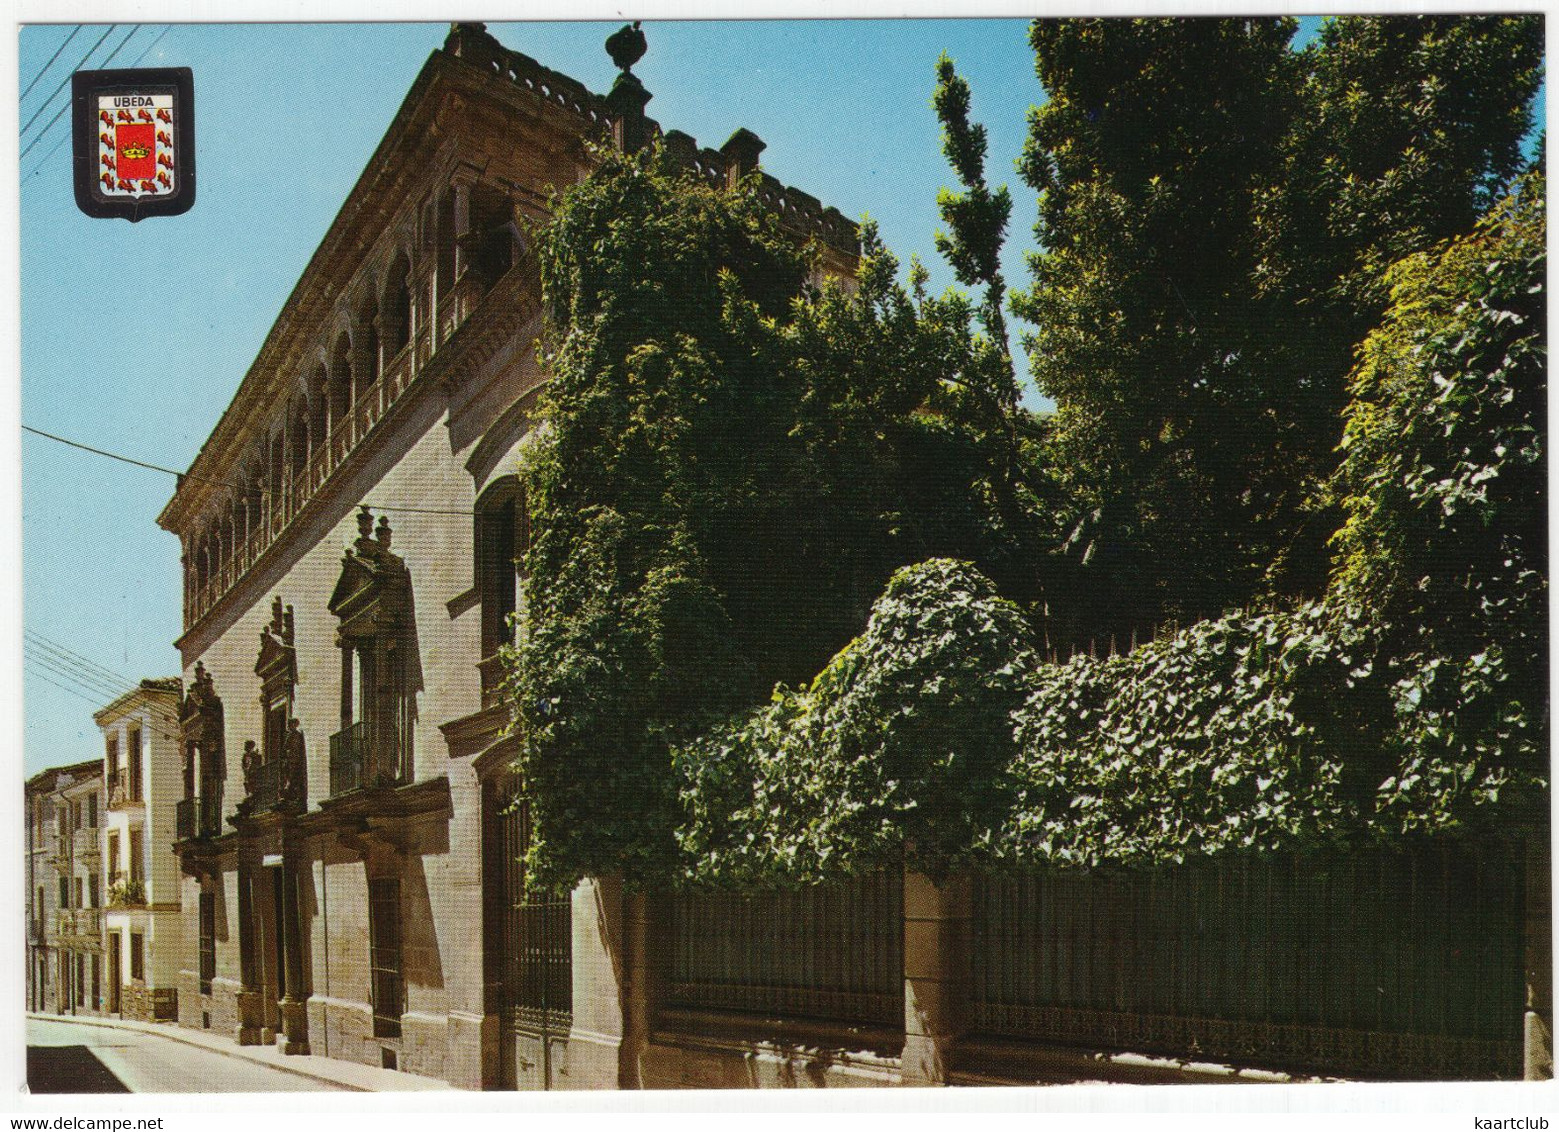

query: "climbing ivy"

left=666, top=178, right=1546, bottom=884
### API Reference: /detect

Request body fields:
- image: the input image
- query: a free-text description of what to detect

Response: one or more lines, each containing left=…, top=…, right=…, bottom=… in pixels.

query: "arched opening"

left=356, top=292, right=381, bottom=388
left=465, top=186, right=520, bottom=286
left=288, top=398, right=308, bottom=478
left=474, top=476, right=526, bottom=698
left=381, top=251, right=412, bottom=360
left=329, top=333, right=354, bottom=432
left=309, top=365, right=329, bottom=452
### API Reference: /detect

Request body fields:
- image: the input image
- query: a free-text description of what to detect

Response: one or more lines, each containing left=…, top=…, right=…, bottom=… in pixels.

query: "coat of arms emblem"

left=72, top=67, right=195, bottom=220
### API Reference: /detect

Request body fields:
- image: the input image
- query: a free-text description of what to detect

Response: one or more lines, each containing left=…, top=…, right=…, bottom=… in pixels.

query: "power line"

left=23, top=425, right=481, bottom=517
left=23, top=26, right=172, bottom=183
left=24, top=642, right=152, bottom=707
left=18, top=24, right=115, bottom=142
left=22, top=26, right=172, bottom=185
left=24, top=630, right=147, bottom=697
left=24, top=649, right=184, bottom=743
left=24, top=664, right=183, bottom=745
left=20, top=24, right=140, bottom=164
left=20, top=26, right=80, bottom=104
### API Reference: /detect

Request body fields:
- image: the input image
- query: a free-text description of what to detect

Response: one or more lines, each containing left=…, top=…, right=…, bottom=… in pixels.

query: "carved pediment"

left=328, top=506, right=410, bottom=642
left=255, top=595, right=297, bottom=696
left=180, top=660, right=224, bottom=745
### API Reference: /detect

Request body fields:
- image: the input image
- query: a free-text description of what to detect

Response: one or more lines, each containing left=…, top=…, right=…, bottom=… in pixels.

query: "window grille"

left=970, top=846, right=1526, bottom=1079
left=495, top=790, right=571, bottom=1031
left=199, top=892, right=216, bottom=995
left=368, top=877, right=404, bottom=1038
left=666, top=871, right=903, bottom=1028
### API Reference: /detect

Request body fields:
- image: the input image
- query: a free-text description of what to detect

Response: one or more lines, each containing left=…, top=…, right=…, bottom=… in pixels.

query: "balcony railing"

left=180, top=793, right=222, bottom=839
left=176, top=797, right=196, bottom=840
left=329, top=721, right=369, bottom=797
left=72, top=827, right=99, bottom=860
left=72, top=908, right=102, bottom=938
left=51, top=908, right=101, bottom=940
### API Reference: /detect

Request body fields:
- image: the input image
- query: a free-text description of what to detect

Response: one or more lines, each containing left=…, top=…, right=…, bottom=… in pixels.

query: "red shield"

left=115, top=123, right=156, bottom=182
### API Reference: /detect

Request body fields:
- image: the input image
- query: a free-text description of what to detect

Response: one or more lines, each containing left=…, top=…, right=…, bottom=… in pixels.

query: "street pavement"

left=26, top=1016, right=449, bottom=1093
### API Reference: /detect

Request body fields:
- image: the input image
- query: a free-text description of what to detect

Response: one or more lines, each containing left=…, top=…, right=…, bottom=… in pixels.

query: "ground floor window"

left=91, top=954, right=100, bottom=1010
left=368, top=877, right=403, bottom=1038
left=199, top=892, right=216, bottom=995
left=75, top=953, right=85, bottom=1007
left=129, top=932, right=144, bottom=982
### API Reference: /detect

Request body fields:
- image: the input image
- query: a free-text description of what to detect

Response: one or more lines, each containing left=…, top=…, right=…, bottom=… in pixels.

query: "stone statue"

left=241, top=740, right=260, bottom=798
left=281, top=717, right=307, bottom=806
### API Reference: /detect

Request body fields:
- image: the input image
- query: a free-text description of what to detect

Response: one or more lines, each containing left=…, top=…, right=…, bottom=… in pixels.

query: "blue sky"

left=15, top=16, right=1539, bottom=775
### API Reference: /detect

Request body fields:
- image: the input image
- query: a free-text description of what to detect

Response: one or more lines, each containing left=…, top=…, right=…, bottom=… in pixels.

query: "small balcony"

left=108, top=871, right=147, bottom=909
left=176, top=794, right=223, bottom=840
left=50, top=909, right=73, bottom=941
left=71, top=908, right=102, bottom=939
left=176, top=797, right=196, bottom=840
left=72, top=827, right=100, bottom=862
left=329, top=721, right=369, bottom=797
left=252, top=758, right=280, bottom=812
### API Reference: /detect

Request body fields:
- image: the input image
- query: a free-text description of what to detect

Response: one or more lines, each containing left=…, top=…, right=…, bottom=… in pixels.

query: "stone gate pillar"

left=565, top=874, right=648, bottom=1089
left=1525, top=836, right=1552, bottom=1080
left=901, top=870, right=971, bottom=1087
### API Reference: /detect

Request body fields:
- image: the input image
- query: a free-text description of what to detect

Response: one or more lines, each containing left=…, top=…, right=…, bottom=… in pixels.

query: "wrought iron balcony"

left=176, top=795, right=222, bottom=840
left=72, top=827, right=100, bottom=860
left=72, top=908, right=102, bottom=938
left=176, top=797, right=196, bottom=840
left=200, top=791, right=221, bottom=837
left=252, top=758, right=280, bottom=812
left=329, top=721, right=369, bottom=797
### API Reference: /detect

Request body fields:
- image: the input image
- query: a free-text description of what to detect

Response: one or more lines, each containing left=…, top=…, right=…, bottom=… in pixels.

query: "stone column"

left=901, top=870, right=971, bottom=1087
left=443, top=769, right=495, bottom=1089
left=277, top=851, right=310, bottom=1055
left=1526, top=836, right=1552, bottom=1080
left=564, top=874, right=647, bottom=1089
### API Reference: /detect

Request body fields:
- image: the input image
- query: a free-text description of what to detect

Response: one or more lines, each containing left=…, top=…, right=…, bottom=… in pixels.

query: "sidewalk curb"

left=27, top=1013, right=373, bottom=1092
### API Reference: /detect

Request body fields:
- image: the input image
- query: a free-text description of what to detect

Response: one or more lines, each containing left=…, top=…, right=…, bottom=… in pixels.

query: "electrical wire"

left=25, top=630, right=141, bottom=692
left=20, top=24, right=140, bottom=164
left=23, top=425, right=481, bottom=517
left=24, top=653, right=183, bottom=738
left=19, top=26, right=81, bottom=104
left=21, top=26, right=173, bottom=185
left=24, top=665, right=184, bottom=748
left=18, top=24, right=115, bottom=142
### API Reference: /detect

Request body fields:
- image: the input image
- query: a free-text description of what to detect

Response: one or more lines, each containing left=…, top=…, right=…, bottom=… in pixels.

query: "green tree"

left=1016, top=15, right=1543, bottom=632
left=1329, top=174, right=1547, bottom=830
left=1016, top=17, right=1300, bottom=635
left=1254, top=14, right=1544, bottom=595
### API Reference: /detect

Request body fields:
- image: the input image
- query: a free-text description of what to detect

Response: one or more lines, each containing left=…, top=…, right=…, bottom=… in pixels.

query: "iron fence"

left=665, top=871, right=903, bottom=1028
left=970, top=846, right=1526, bottom=1079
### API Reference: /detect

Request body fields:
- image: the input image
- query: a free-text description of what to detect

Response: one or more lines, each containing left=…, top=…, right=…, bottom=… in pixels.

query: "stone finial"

left=445, top=22, right=501, bottom=67
left=606, top=21, right=647, bottom=73
left=283, top=604, right=295, bottom=647
left=357, top=504, right=374, bottom=540
left=376, top=515, right=393, bottom=551
left=270, top=595, right=285, bottom=635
